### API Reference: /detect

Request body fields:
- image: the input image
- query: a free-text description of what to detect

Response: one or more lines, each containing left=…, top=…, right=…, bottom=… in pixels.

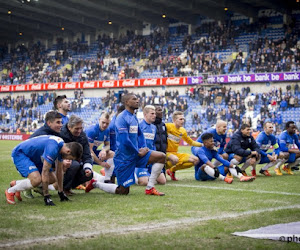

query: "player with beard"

left=53, top=95, right=71, bottom=124
left=278, top=121, right=300, bottom=175
left=225, top=123, right=260, bottom=177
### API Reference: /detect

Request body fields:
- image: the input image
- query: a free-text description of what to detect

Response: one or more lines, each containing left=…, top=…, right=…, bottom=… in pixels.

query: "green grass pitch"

left=0, top=141, right=300, bottom=249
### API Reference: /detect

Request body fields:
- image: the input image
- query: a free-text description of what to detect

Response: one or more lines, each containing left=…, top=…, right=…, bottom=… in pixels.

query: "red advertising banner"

left=13, top=84, right=27, bottom=91
left=80, top=81, right=98, bottom=89
left=162, top=77, right=186, bottom=85
left=44, top=82, right=61, bottom=91
left=140, top=78, right=161, bottom=87
left=29, top=83, right=44, bottom=91
left=0, top=77, right=186, bottom=93
left=100, top=80, right=118, bottom=88
left=62, top=82, right=79, bottom=90
left=119, top=79, right=138, bottom=88
left=1, top=71, right=300, bottom=93
left=0, top=85, right=11, bottom=92
left=0, top=133, right=31, bottom=141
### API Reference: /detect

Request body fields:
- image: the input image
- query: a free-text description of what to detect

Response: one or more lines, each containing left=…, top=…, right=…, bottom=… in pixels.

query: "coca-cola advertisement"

left=140, top=78, right=161, bottom=87
left=62, top=82, right=78, bottom=89
left=100, top=80, right=118, bottom=88
left=162, top=77, right=185, bottom=85
left=119, top=79, right=138, bottom=88
left=80, top=81, right=98, bottom=89
left=29, top=84, right=44, bottom=91
left=0, top=85, right=11, bottom=92
left=13, top=84, right=27, bottom=91
left=45, top=83, right=60, bottom=90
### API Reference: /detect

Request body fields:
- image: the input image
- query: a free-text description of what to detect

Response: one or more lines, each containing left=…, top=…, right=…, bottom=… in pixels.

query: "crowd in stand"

left=1, top=82, right=300, bottom=136
left=247, top=34, right=300, bottom=73
left=1, top=14, right=299, bottom=85
left=100, top=88, right=187, bottom=122
left=186, top=83, right=300, bottom=137
left=0, top=89, right=86, bottom=133
left=186, top=85, right=249, bottom=136
left=180, top=18, right=300, bottom=76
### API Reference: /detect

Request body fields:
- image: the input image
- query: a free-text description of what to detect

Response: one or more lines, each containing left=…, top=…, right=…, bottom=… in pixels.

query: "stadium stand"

left=0, top=13, right=299, bottom=85
left=0, top=9, right=300, bottom=137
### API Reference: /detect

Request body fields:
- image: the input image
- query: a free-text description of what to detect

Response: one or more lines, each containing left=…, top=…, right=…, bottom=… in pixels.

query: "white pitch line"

left=167, top=183, right=300, bottom=196
left=1, top=204, right=300, bottom=248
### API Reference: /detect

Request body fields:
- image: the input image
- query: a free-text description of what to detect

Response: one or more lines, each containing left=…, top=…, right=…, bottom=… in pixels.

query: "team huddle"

left=5, top=93, right=300, bottom=206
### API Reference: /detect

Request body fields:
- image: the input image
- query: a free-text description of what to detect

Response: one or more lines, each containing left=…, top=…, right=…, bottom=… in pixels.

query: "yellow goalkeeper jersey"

left=166, top=123, right=202, bottom=153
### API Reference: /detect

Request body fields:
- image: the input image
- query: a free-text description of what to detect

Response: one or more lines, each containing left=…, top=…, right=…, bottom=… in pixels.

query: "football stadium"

left=0, top=0, right=300, bottom=249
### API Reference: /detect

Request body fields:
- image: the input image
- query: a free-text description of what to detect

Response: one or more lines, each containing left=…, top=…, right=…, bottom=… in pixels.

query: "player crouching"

left=5, top=135, right=83, bottom=206
left=193, top=133, right=255, bottom=183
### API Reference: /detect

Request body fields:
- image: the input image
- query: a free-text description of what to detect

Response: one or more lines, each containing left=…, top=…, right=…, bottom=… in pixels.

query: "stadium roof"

left=0, top=0, right=298, bottom=43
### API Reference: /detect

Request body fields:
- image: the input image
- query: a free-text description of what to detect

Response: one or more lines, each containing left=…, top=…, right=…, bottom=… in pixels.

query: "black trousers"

left=63, top=160, right=93, bottom=190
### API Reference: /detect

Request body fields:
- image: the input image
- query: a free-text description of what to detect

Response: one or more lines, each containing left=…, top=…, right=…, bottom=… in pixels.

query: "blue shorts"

left=114, top=150, right=152, bottom=187
left=12, top=151, right=40, bottom=178
left=259, top=153, right=273, bottom=164
left=287, top=153, right=296, bottom=163
left=195, top=165, right=226, bottom=181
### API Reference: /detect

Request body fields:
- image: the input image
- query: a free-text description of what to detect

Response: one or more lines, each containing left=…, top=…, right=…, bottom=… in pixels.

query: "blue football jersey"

left=114, top=110, right=146, bottom=161
left=12, top=135, right=64, bottom=168
left=256, top=131, right=277, bottom=152
left=108, top=115, right=117, bottom=152
left=279, top=130, right=300, bottom=152
left=194, top=146, right=230, bottom=176
left=139, top=119, right=156, bottom=150
left=59, top=113, right=69, bottom=125
left=85, top=123, right=110, bottom=153
left=192, top=128, right=226, bottom=155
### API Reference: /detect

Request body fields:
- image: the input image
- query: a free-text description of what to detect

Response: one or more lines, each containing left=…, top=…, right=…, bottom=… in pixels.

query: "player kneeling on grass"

left=278, top=121, right=300, bottom=175
left=85, top=93, right=166, bottom=196
left=165, top=111, right=203, bottom=181
left=5, top=135, right=83, bottom=206
left=135, top=105, right=178, bottom=186
left=256, top=122, right=289, bottom=176
left=193, top=133, right=255, bottom=183
left=193, top=120, right=229, bottom=167
left=225, top=123, right=261, bottom=177
left=85, top=112, right=115, bottom=184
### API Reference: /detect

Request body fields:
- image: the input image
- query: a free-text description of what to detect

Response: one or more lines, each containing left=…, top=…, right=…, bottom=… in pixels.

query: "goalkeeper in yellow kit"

left=166, top=111, right=203, bottom=181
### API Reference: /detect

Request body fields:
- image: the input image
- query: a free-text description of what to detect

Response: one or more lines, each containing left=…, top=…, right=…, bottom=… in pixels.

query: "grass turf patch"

left=0, top=141, right=299, bottom=249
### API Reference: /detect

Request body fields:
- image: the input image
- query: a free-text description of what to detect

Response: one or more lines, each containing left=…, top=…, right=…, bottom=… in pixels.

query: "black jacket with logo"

left=59, top=124, right=93, bottom=165
left=225, top=130, right=260, bottom=157
left=30, top=123, right=60, bottom=138
left=153, top=117, right=168, bottom=153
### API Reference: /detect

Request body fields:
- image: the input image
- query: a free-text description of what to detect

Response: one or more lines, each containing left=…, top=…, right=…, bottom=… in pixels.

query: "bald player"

left=85, top=112, right=115, bottom=183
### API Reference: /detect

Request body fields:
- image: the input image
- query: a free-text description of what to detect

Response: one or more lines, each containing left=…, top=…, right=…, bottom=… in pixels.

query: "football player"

left=5, top=135, right=82, bottom=206
left=165, top=111, right=203, bottom=181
